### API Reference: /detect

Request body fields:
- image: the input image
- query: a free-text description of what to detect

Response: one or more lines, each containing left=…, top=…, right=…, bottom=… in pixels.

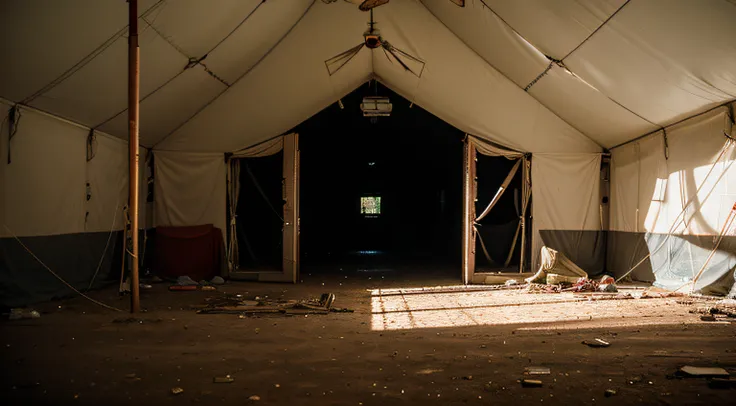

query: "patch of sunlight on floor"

left=370, top=286, right=697, bottom=331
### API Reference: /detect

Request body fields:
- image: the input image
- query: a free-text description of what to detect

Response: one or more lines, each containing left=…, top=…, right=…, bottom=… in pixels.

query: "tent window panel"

left=652, top=178, right=667, bottom=202
left=361, top=196, right=381, bottom=216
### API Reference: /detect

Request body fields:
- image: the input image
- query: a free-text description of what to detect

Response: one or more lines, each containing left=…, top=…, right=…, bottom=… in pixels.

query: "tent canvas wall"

left=609, top=106, right=736, bottom=296
left=0, top=100, right=149, bottom=306
left=2, top=0, right=736, bottom=304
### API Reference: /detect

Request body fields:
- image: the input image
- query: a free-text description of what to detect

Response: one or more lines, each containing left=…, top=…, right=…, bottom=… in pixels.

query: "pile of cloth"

left=525, top=247, right=617, bottom=293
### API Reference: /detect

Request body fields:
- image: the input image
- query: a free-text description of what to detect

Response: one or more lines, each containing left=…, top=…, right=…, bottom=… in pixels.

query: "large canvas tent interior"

left=5, top=2, right=736, bottom=405
left=2, top=0, right=736, bottom=307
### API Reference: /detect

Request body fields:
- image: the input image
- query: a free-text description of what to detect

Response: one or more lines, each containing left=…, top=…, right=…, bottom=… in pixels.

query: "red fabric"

left=153, top=224, right=225, bottom=281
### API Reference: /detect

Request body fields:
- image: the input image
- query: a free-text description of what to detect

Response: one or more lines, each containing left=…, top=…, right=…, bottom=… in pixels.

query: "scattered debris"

left=320, top=293, right=336, bottom=308
left=169, top=285, right=197, bottom=291
left=521, top=379, right=543, bottom=388
left=641, top=286, right=685, bottom=298
left=112, top=317, right=162, bottom=324
left=582, top=338, right=611, bottom=348
left=171, top=387, right=184, bottom=395
left=248, top=395, right=261, bottom=401
left=195, top=292, right=351, bottom=316
left=604, top=389, right=617, bottom=397
left=201, top=286, right=217, bottom=291
left=599, top=275, right=615, bottom=285
left=679, top=366, right=730, bottom=378
left=417, top=369, right=443, bottom=375
left=524, top=367, right=551, bottom=375
left=504, top=279, right=519, bottom=286
left=213, top=375, right=234, bottom=383
left=177, top=275, right=199, bottom=286
left=600, top=283, right=618, bottom=293
left=546, top=273, right=582, bottom=285
left=462, top=375, right=473, bottom=380
left=210, top=276, right=225, bottom=285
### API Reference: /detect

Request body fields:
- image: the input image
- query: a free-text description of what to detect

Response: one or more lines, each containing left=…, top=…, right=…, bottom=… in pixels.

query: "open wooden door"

left=462, top=139, right=476, bottom=284
left=257, top=133, right=300, bottom=283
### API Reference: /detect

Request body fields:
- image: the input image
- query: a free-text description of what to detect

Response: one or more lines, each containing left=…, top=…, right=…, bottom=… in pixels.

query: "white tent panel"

left=0, top=100, right=148, bottom=237
left=567, top=0, right=736, bottom=127
left=2, top=105, right=87, bottom=237
left=153, top=151, right=226, bottom=237
left=420, top=0, right=548, bottom=88
left=478, top=0, right=626, bottom=59
left=660, top=108, right=735, bottom=236
left=609, top=136, right=640, bottom=233
left=529, top=65, right=659, bottom=148
left=374, top=1, right=600, bottom=154
left=610, top=131, right=668, bottom=233
left=142, top=0, right=266, bottom=59
left=610, top=107, right=735, bottom=235
left=0, top=0, right=159, bottom=102
left=28, top=28, right=186, bottom=131
left=158, top=2, right=373, bottom=152
left=531, top=153, right=602, bottom=269
left=85, top=135, right=148, bottom=233
left=203, top=0, right=315, bottom=85
left=99, top=66, right=226, bottom=146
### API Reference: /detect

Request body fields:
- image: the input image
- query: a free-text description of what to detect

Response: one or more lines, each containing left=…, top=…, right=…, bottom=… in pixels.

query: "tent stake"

left=128, top=0, right=141, bottom=313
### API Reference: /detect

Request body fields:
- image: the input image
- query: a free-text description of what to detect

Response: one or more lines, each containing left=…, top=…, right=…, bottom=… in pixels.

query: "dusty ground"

left=1, top=266, right=735, bottom=406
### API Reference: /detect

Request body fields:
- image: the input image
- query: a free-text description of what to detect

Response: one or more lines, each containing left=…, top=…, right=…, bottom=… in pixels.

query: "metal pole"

left=128, top=0, right=141, bottom=313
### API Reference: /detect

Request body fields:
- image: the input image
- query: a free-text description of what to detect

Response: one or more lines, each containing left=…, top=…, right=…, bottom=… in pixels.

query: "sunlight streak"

left=370, top=287, right=698, bottom=331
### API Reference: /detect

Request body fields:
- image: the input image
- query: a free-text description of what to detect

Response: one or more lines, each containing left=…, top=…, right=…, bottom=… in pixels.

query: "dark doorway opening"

left=296, top=82, right=463, bottom=277
left=474, top=154, right=525, bottom=272
left=236, top=152, right=284, bottom=272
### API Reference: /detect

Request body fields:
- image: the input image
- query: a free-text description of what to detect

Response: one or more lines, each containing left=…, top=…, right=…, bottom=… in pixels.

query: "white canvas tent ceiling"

left=1, top=0, right=734, bottom=152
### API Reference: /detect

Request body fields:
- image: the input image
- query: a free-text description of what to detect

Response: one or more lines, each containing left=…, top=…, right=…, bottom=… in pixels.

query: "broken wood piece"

left=169, top=285, right=197, bottom=291
left=294, top=303, right=329, bottom=312
left=524, top=367, right=551, bottom=375
left=582, top=338, right=610, bottom=348
left=679, top=366, right=729, bottom=377
left=521, top=379, right=543, bottom=388
left=320, top=293, right=336, bottom=309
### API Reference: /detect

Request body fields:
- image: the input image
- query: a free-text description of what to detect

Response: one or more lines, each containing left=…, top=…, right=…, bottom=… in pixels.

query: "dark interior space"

left=236, top=151, right=284, bottom=272
left=474, top=153, right=526, bottom=271
left=295, top=82, right=464, bottom=274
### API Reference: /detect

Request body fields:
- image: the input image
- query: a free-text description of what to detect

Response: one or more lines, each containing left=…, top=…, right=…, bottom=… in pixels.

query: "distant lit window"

left=361, top=196, right=381, bottom=216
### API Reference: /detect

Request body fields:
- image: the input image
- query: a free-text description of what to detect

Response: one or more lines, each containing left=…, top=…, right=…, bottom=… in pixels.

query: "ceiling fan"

left=320, top=0, right=390, bottom=12
left=321, top=0, right=464, bottom=10
left=324, top=9, right=425, bottom=78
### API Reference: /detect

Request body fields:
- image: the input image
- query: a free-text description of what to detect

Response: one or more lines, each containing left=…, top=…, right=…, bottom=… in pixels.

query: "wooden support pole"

left=462, top=139, right=476, bottom=284
left=128, top=0, right=140, bottom=313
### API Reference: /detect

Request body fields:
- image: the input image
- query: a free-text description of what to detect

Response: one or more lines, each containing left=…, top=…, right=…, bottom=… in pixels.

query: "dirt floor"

left=1, top=267, right=735, bottom=406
